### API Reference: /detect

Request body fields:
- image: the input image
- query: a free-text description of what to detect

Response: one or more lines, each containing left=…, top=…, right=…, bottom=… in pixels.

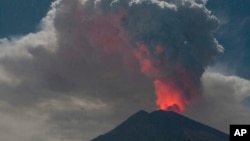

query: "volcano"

left=91, top=110, right=228, bottom=141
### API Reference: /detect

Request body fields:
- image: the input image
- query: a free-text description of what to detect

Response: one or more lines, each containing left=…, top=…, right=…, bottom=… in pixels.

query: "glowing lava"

left=154, top=79, right=188, bottom=113
left=82, top=8, right=196, bottom=114
left=134, top=44, right=189, bottom=113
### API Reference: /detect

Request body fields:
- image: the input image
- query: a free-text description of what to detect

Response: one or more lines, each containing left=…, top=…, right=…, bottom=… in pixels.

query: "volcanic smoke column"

left=81, top=0, right=224, bottom=113
left=118, top=0, right=223, bottom=113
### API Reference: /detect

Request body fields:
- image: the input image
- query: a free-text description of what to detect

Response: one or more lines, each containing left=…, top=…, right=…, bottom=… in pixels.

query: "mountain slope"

left=92, top=110, right=229, bottom=141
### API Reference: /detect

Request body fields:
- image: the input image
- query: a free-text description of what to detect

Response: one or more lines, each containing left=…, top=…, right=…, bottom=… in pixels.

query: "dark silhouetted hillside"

left=92, top=110, right=228, bottom=141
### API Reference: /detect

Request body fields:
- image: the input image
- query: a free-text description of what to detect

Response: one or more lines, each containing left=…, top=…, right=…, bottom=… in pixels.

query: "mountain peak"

left=134, top=110, right=149, bottom=116
left=92, top=110, right=229, bottom=141
left=150, top=109, right=181, bottom=117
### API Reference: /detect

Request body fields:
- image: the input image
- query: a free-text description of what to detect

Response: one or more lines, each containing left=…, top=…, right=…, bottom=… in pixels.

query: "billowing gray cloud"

left=0, top=0, right=249, bottom=141
left=186, top=72, right=250, bottom=133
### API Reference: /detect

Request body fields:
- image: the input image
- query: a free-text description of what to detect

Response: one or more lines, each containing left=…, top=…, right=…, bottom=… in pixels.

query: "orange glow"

left=134, top=44, right=189, bottom=113
left=134, top=44, right=153, bottom=75
left=83, top=10, right=192, bottom=114
left=134, top=44, right=163, bottom=77
left=154, top=79, right=188, bottom=113
left=82, top=11, right=139, bottom=67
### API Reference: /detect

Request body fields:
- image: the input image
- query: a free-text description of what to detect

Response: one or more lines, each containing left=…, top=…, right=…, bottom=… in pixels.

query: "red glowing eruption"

left=154, top=79, right=188, bottom=113
left=83, top=10, right=191, bottom=114
left=134, top=44, right=189, bottom=113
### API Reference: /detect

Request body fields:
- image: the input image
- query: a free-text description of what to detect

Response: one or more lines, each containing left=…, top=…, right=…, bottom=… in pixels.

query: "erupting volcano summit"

left=92, top=110, right=229, bottom=141
left=78, top=0, right=224, bottom=113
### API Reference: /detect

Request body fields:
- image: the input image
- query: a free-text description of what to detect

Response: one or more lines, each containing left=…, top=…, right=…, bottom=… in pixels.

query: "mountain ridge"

left=92, top=110, right=229, bottom=141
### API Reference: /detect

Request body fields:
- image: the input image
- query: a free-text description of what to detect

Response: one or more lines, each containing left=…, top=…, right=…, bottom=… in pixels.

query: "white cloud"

left=186, top=72, right=250, bottom=133
left=0, top=101, right=57, bottom=141
left=37, top=96, right=110, bottom=112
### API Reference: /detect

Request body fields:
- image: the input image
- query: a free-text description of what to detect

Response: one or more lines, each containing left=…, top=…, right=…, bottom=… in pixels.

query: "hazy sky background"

left=0, top=0, right=250, bottom=141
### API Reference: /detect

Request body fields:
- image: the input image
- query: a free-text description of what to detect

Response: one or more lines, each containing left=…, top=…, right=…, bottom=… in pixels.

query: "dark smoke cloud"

left=133, top=0, right=222, bottom=92
left=93, top=0, right=224, bottom=111
left=0, top=0, right=248, bottom=140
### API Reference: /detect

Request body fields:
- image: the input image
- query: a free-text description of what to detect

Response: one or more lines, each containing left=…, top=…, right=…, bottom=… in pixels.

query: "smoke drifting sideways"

left=0, top=0, right=222, bottom=114
left=74, top=0, right=223, bottom=113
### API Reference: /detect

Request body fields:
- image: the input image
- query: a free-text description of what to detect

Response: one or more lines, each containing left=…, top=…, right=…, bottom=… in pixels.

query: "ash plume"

left=0, top=0, right=223, bottom=114
left=79, top=0, right=224, bottom=112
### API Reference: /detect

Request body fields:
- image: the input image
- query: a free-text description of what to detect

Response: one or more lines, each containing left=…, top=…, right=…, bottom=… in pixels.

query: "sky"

left=0, top=0, right=250, bottom=141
